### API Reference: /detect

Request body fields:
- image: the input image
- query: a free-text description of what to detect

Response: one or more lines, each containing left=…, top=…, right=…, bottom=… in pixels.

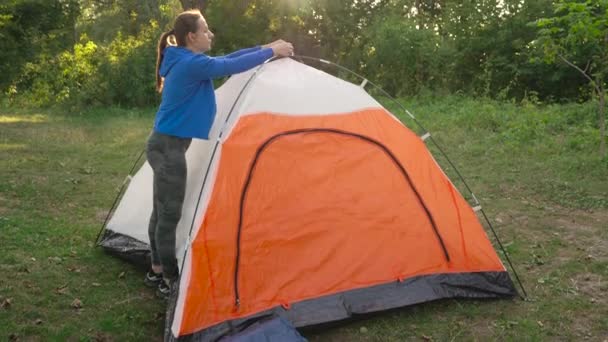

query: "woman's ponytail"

left=156, top=29, right=175, bottom=93
left=156, top=10, right=202, bottom=93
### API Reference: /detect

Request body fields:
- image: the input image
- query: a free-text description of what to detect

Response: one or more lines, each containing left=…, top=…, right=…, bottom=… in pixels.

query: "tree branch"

left=559, top=54, right=601, bottom=95
left=584, top=60, right=591, bottom=74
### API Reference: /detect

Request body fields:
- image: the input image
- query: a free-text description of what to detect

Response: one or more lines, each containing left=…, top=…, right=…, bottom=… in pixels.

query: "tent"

left=99, top=57, right=518, bottom=341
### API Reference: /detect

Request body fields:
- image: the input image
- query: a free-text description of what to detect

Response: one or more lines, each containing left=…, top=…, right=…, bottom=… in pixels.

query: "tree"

left=0, top=0, right=80, bottom=90
left=537, top=0, right=608, bottom=157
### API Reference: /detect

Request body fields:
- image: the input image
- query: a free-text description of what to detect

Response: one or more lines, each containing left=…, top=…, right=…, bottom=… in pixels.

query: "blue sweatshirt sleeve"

left=189, top=48, right=274, bottom=80
left=221, top=46, right=262, bottom=59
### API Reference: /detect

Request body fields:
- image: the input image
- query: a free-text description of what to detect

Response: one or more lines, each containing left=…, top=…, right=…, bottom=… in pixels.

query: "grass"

left=1, top=97, right=607, bottom=341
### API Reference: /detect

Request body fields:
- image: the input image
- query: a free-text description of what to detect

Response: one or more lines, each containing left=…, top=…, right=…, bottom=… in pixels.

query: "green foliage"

left=384, top=95, right=607, bottom=210
left=8, top=22, right=162, bottom=108
left=2, top=0, right=179, bottom=108
left=93, top=23, right=162, bottom=107
left=368, top=16, right=453, bottom=96
left=1, top=0, right=607, bottom=109
left=535, top=0, right=608, bottom=156
left=77, top=0, right=180, bottom=42
left=0, top=0, right=80, bottom=90
left=536, top=0, right=608, bottom=82
left=9, top=40, right=100, bottom=106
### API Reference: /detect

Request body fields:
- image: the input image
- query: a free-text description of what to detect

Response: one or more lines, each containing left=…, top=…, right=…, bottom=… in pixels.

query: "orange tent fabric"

left=178, top=109, right=508, bottom=335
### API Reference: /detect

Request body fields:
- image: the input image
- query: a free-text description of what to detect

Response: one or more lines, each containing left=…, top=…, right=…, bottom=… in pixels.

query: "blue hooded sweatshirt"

left=154, top=46, right=274, bottom=139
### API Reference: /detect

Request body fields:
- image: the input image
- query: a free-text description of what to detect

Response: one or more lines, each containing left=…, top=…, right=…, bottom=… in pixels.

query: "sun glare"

left=0, top=114, right=48, bottom=124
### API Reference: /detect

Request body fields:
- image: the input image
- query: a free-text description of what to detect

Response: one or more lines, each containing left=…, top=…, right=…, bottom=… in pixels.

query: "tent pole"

left=479, top=208, right=529, bottom=298
left=177, top=59, right=274, bottom=278
left=292, top=55, right=528, bottom=299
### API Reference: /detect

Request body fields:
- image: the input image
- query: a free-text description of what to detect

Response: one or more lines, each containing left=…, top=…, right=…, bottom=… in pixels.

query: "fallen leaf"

left=1, top=298, right=12, bottom=309
left=537, top=321, right=544, bottom=327
left=92, top=282, right=101, bottom=287
left=421, top=334, right=432, bottom=341
left=30, top=257, right=36, bottom=262
left=48, top=256, right=62, bottom=264
left=71, top=298, right=83, bottom=309
left=79, top=166, right=94, bottom=175
left=118, top=271, right=125, bottom=279
left=55, top=284, right=68, bottom=295
left=359, top=326, right=368, bottom=334
left=34, top=318, right=43, bottom=325
left=92, top=331, right=113, bottom=342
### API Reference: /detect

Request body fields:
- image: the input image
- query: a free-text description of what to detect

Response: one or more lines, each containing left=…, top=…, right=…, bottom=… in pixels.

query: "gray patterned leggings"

left=146, top=131, right=192, bottom=280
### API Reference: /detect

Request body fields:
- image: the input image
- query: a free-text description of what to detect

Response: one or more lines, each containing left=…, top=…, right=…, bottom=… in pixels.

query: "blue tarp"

left=220, top=316, right=307, bottom=342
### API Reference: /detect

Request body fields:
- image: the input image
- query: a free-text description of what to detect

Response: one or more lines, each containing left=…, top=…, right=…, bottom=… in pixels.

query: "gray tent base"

left=100, top=231, right=516, bottom=342
left=167, top=272, right=516, bottom=341
left=99, top=229, right=151, bottom=270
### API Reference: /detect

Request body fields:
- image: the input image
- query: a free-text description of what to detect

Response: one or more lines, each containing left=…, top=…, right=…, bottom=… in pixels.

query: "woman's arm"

left=220, top=40, right=288, bottom=59
left=221, top=46, right=262, bottom=59
left=189, top=48, right=274, bottom=80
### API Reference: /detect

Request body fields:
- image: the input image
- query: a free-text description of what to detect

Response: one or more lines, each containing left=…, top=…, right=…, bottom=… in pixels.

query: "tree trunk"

left=559, top=55, right=606, bottom=157
left=414, top=0, right=424, bottom=91
left=599, top=78, right=606, bottom=157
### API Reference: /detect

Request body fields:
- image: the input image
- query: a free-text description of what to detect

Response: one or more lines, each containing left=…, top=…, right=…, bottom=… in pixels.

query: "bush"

left=7, top=21, right=162, bottom=109
left=94, top=22, right=161, bottom=107
left=366, top=16, right=455, bottom=97
left=9, top=40, right=100, bottom=107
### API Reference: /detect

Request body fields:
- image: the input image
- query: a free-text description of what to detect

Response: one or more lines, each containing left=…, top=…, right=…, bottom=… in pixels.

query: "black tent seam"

left=234, top=127, right=450, bottom=307
left=289, top=55, right=527, bottom=299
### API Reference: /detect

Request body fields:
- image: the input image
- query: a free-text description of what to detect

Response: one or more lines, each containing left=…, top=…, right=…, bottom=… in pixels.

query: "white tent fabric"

left=105, top=58, right=383, bottom=268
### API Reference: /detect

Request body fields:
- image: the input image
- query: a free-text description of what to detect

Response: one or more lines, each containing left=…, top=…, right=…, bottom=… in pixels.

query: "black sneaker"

left=156, top=279, right=172, bottom=300
left=144, top=270, right=163, bottom=288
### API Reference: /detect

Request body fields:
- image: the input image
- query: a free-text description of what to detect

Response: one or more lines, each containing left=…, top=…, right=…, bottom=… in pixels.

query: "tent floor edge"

left=166, top=281, right=181, bottom=342
left=98, top=229, right=151, bottom=271
left=171, top=271, right=516, bottom=341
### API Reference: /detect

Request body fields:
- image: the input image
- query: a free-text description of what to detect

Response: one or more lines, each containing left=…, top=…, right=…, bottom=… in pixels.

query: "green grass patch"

left=1, top=98, right=606, bottom=340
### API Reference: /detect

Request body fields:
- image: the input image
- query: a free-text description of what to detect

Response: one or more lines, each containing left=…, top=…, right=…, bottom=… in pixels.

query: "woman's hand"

left=271, top=41, right=294, bottom=57
left=262, top=39, right=287, bottom=49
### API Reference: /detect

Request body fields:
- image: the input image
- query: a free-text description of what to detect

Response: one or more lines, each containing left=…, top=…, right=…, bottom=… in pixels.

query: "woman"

left=144, top=9, right=294, bottom=298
